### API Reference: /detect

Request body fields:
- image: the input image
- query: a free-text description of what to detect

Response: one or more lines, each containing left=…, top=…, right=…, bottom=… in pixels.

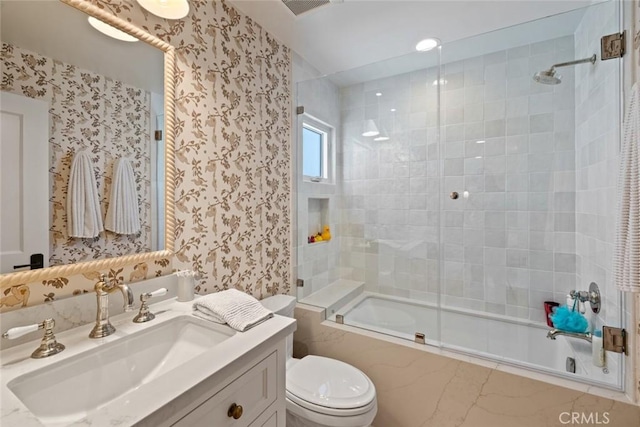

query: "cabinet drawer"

left=249, top=411, right=277, bottom=427
left=173, top=351, right=277, bottom=427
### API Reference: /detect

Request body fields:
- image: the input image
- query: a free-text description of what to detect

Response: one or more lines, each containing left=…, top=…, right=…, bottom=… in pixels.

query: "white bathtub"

left=332, top=293, right=621, bottom=389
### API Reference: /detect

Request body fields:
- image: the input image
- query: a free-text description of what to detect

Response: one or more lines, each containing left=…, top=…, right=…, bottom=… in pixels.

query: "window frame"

left=300, top=113, right=334, bottom=184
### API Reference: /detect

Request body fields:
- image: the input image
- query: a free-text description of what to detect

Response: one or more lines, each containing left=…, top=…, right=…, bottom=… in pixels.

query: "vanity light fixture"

left=415, top=37, right=440, bottom=52
left=362, top=119, right=380, bottom=137
left=136, top=0, right=190, bottom=20
left=88, top=17, right=138, bottom=42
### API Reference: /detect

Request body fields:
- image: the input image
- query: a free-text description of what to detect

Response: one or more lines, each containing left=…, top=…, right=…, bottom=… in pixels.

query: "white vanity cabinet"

left=172, top=351, right=280, bottom=426
left=157, top=337, right=287, bottom=427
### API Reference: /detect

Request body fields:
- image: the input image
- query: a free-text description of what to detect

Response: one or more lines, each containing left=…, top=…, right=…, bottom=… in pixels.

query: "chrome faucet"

left=89, top=274, right=135, bottom=338
left=546, top=329, right=592, bottom=343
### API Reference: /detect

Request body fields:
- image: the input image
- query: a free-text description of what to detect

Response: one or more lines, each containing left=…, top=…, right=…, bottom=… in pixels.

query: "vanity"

left=0, top=276, right=296, bottom=427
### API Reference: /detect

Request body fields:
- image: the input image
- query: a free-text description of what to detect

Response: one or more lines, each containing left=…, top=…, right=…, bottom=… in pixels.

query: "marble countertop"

left=0, top=297, right=296, bottom=426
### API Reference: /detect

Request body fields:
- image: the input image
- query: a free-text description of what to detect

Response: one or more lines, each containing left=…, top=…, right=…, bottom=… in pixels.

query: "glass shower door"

left=294, top=48, right=444, bottom=346
left=437, top=0, right=625, bottom=389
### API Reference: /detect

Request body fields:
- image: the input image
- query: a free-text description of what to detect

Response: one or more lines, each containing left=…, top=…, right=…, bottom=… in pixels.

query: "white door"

left=0, top=92, right=50, bottom=274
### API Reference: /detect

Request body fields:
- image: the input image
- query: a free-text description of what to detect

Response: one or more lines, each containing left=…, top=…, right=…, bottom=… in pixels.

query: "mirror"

left=0, top=0, right=175, bottom=285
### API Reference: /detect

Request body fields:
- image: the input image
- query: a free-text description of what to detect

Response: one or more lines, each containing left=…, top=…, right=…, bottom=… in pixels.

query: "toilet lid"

left=286, top=356, right=376, bottom=410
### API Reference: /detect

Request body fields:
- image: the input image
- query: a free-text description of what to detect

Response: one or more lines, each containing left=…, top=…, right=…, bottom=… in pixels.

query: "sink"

left=6, top=315, right=233, bottom=424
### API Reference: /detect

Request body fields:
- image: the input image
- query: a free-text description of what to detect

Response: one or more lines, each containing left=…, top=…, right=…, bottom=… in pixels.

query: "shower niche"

left=307, top=198, right=330, bottom=244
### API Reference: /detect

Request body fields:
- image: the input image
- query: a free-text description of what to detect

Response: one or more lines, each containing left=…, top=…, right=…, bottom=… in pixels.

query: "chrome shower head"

left=533, top=69, right=561, bottom=85
left=532, top=54, right=596, bottom=85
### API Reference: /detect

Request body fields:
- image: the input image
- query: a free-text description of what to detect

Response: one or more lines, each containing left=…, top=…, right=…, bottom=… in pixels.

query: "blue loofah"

left=550, top=305, right=588, bottom=333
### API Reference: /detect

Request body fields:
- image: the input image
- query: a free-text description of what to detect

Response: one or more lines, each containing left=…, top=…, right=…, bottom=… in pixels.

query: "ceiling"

left=1, top=1, right=164, bottom=94
left=228, top=0, right=596, bottom=76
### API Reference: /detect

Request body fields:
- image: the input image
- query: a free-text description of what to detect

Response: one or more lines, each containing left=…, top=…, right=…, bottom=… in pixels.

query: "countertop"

left=0, top=296, right=296, bottom=426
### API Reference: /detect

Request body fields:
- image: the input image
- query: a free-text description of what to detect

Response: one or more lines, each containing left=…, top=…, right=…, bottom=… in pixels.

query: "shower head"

left=533, top=69, right=561, bottom=85
left=532, top=54, right=597, bottom=85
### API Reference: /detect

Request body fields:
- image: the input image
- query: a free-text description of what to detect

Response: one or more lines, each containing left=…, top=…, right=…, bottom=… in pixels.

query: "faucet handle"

left=2, top=323, right=40, bottom=340
left=569, top=283, right=601, bottom=314
left=141, top=288, right=168, bottom=302
left=133, top=288, right=168, bottom=323
left=2, top=319, right=65, bottom=358
left=569, top=289, right=585, bottom=301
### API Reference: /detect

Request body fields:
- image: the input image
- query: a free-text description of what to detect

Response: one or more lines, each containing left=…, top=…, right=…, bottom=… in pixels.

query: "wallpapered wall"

left=1, top=42, right=153, bottom=267
left=109, top=0, right=292, bottom=297
left=0, top=0, right=291, bottom=312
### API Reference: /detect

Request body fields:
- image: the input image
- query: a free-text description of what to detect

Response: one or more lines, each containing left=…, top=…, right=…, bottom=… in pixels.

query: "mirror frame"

left=0, top=0, right=176, bottom=287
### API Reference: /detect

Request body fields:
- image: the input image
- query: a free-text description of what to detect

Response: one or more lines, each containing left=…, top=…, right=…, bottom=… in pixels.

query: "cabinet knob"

left=450, top=191, right=459, bottom=200
left=227, top=403, right=243, bottom=420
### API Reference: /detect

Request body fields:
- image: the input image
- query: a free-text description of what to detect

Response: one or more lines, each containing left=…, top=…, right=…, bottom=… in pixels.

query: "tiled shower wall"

left=440, top=37, right=578, bottom=321
left=295, top=76, right=342, bottom=298
left=339, top=63, right=441, bottom=296
left=574, top=1, right=621, bottom=330
left=340, top=36, right=582, bottom=322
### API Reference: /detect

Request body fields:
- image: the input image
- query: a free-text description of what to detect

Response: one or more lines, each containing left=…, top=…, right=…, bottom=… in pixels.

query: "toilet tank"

left=260, top=295, right=296, bottom=359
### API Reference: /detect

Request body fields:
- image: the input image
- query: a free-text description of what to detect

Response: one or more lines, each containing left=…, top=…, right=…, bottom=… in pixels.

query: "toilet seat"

left=286, top=356, right=376, bottom=417
left=287, top=391, right=377, bottom=417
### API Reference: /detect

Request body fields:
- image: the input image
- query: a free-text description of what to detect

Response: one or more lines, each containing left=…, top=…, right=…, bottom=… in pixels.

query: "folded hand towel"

left=193, top=289, right=273, bottom=332
left=105, top=157, right=140, bottom=235
left=67, top=150, right=104, bottom=238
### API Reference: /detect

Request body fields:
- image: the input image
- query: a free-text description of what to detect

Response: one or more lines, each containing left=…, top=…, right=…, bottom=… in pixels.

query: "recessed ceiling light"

left=88, top=17, right=138, bottom=42
left=136, top=0, right=189, bottom=19
left=432, top=79, right=448, bottom=86
left=476, top=140, right=485, bottom=144
left=390, top=108, right=396, bottom=112
left=374, top=135, right=389, bottom=141
left=376, top=92, right=382, bottom=97
left=475, top=156, right=483, bottom=159
left=415, top=38, right=440, bottom=52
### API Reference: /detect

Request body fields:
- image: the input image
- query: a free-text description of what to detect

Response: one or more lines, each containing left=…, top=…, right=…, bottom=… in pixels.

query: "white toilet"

left=260, top=295, right=377, bottom=427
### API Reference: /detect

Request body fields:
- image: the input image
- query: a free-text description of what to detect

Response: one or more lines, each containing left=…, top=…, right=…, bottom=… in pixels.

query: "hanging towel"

left=614, top=82, right=640, bottom=292
left=67, top=150, right=104, bottom=238
left=105, top=158, right=141, bottom=235
left=193, top=289, right=274, bottom=332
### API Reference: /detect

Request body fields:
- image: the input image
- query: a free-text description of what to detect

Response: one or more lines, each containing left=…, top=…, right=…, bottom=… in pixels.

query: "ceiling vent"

left=282, top=0, right=330, bottom=16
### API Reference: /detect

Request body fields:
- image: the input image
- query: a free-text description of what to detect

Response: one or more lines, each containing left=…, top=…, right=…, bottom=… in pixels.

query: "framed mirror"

left=0, top=0, right=175, bottom=287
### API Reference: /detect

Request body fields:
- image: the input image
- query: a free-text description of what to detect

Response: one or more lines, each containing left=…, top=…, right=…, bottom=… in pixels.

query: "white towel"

left=193, top=289, right=273, bottom=332
left=614, top=82, right=640, bottom=292
left=67, top=150, right=104, bottom=238
left=105, top=158, right=140, bottom=235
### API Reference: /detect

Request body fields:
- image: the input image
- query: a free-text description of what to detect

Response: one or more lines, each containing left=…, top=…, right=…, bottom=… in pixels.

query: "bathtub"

left=331, top=292, right=621, bottom=389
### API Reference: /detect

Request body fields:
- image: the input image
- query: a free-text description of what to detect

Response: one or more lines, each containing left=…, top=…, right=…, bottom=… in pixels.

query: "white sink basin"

left=6, top=315, right=233, bottom=425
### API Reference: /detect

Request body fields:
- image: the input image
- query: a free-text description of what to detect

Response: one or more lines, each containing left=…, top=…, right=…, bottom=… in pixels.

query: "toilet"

left=260, top=295, right=377, bottom=427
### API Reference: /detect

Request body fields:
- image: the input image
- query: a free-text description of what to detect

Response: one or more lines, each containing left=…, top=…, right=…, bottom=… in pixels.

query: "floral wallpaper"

left=0, top=0, right=291, bottom=312
left=88, top=0, right=292, bottom=298
left=1, top=42, right=153, bottom=266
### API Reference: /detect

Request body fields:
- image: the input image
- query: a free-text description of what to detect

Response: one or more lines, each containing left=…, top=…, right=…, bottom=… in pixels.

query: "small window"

left=301, top=115, right=332, bottom=183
